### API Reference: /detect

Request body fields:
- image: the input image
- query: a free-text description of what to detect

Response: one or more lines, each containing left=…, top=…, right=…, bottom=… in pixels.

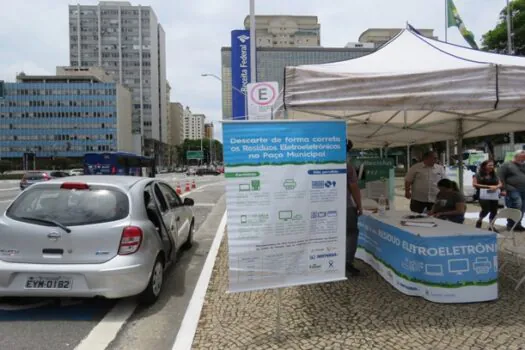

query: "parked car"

left=0, top=175, right=195, bottom=305
left=196, top=168, right=221, bottom=176
left=69, top=168, right=84, bottom=176
left=20, top=171, right=70, bottom=190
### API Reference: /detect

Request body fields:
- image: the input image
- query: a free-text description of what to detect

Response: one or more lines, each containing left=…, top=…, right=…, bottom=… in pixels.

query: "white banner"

left=223, top=121, right=348, bottom=292
left=247, top=82, right=279, bottom=120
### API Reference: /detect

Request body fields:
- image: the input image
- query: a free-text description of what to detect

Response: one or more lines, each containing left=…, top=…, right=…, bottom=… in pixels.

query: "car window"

left=158, top=183, right=182, bottom=208
left=153, top=184, right=169, bottom=212
left=24, top=172, right=44, bottom=180
left=7, top=187, right=129, bottom=226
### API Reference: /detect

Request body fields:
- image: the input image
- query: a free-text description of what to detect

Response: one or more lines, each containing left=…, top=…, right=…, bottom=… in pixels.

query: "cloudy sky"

left=0, top=0, right=507, bottom=141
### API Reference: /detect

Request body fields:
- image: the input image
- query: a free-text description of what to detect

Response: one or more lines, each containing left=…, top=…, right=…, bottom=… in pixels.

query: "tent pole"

left=446, top=140, right=450, bottom=166
left=407, top=144, right=410, bottom=169
left=457, top=120, right=464, bottom=193
left=445, top=0, right=448, bottom=43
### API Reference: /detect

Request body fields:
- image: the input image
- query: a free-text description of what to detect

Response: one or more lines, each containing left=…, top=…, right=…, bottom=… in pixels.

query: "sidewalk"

left=191, top=192, right=525, bottom=350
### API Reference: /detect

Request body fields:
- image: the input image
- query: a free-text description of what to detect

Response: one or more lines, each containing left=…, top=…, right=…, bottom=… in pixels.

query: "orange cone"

left=185, top=181, right=191, bottom=192
left=176, top=182, right=182, bottom=195
left=192, top=180, right=196, bottom=189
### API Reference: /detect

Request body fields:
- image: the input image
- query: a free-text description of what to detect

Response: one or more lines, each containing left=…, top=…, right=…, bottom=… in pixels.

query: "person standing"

left=473, top=160, right=502, bottom=231
left=346, top=140, right=363, bottom=277
left=404, top=151, right=447, bottom=213
left=498, top=150, right=525, bottom=232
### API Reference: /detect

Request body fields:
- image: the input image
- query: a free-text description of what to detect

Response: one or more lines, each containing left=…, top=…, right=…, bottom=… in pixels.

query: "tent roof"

left=278, top=28, right=525, bottom=148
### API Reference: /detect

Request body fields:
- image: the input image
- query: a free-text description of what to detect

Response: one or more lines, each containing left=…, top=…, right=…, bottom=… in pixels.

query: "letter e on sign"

left=247, top=81, right=279, bottom=121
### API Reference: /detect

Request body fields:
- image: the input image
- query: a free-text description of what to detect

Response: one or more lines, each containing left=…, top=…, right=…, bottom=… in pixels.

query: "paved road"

left=0, top=174, right=226, bottom=350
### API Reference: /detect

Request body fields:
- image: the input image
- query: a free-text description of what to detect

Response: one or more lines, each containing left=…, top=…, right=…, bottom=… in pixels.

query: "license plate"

left=25, top=276, right=72, bottom=290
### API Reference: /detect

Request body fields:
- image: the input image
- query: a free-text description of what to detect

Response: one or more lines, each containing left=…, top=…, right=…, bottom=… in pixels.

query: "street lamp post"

left=201, top=73, right=248, bottom=119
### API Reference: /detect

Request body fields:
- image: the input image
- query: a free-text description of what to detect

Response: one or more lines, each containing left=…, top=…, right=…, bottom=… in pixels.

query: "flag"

left=447, top=0, right=478, bottom=49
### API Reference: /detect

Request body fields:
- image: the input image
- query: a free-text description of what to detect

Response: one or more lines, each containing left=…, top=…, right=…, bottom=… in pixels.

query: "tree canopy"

left=482, top=0, right=525, bottom=55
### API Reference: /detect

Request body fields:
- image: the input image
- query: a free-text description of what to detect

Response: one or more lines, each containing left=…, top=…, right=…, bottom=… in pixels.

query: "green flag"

left=447, top=0, right=479, bottom=49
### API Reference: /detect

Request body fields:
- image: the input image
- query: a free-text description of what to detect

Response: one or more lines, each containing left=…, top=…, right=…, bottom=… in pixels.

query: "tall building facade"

left=204, top=123, right=214, bottom=139
left=68, top=1, right=167, bottom=156
left=0, top=69, right=133, bottom=159
left=244, top=15, right=321, bottom=48
left=221, top=46, right=374, bottom=119
left=358, top=28, right=437, bottom=47
left=183, top=112, right=205, bottom=141
left=169, top=102, right=184, bottom=146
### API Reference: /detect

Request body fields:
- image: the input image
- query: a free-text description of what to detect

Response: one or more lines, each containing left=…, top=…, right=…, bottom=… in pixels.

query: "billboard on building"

left=230, top=30, right=251, bottom=120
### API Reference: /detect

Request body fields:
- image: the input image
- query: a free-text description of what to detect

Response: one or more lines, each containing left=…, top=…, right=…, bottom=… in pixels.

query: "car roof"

left=41, top=175, right=149, bottom=191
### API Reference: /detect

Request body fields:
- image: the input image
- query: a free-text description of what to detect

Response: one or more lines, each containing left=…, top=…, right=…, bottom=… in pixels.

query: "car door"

left=152, top=183, right=178, bottom=248
left=157, top=182, right=189, bottom=250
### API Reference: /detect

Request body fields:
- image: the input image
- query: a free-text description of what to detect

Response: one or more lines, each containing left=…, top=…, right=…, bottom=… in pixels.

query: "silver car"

left=0, top=175, right=195, bottom=305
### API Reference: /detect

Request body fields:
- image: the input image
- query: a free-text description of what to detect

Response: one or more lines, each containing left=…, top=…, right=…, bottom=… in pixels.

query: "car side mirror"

left=183, top=198, right=194, bottom=206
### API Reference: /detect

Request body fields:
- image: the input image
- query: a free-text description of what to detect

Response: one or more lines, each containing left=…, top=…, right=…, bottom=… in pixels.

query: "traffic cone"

left=176, top=182, right=182, bottom=195
left=185, top=181, right=191, bottom=192
left=192, top=180, right=196, bottom=189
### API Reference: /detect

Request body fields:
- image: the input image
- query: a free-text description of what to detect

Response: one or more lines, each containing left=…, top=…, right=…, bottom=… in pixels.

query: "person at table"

left=404, top=151, right=447, bottom=213
left=473, top=160, right=503, bottom=231
left=346, top=139, right=363, bottom=277
left=429, top=179, right=466, bottom=224
left=498, top=150, right=525, bottom=232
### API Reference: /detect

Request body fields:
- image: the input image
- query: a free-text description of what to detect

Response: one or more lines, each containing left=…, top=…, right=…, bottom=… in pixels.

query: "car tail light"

left=61, top=182, right=90, bottom=190
left=111, top=166, right=117, bottom=174
left=119, top=226, right=143, bottom=255
left=42, top=173, right=51, bottom=181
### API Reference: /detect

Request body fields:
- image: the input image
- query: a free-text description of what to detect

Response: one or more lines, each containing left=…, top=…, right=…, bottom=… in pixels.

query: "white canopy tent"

left=274, top=27, right=525, bottom=188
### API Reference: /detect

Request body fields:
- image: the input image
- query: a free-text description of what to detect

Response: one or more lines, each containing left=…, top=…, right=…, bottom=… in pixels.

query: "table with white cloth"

left=356, top=211, right=498, bottom=303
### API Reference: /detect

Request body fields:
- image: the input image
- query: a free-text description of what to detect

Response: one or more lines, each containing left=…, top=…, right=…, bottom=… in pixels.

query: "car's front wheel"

left=139, top=256, right=164, bottom=305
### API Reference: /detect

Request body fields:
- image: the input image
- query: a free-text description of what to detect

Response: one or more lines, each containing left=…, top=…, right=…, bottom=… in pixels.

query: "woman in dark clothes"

left=429, top=179, right=466, bottom=224
left=473, top=160, right=503, bottom=232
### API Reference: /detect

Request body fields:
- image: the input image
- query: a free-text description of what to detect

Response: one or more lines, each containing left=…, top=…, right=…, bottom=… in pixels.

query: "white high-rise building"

left=183, top=110, right=205, bottom=141
left=68, top=1, right=167, bottom=155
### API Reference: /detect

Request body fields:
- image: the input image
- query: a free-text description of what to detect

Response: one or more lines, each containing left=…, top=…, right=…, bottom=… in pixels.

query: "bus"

left=83, top=152, right=156, bottom=177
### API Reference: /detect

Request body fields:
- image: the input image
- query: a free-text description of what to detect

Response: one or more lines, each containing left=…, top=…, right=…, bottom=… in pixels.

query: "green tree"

left=482, top=0, right=525, bottom=55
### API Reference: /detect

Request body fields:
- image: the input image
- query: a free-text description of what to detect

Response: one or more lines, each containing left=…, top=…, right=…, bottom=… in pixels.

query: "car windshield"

left=6, top=186, right=129, bottom=226
left=24, top=173, right=45, bottom=180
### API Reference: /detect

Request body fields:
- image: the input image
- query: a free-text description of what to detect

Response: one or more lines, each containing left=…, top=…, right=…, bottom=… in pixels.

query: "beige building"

left=204, top=123, right=214, bottom=140
left=244, top=15, right=321, bottom=48
left=358, top=28, right=437, bottom=47
left=169, top=102, right=184, bottom=145
left=183, top=112, right=205, bottom=141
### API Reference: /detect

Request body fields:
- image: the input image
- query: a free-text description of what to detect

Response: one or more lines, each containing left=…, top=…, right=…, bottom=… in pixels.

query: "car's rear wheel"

left=182, top=221, right=194, bottom=250
left=139, top=256, right=164, bottom=305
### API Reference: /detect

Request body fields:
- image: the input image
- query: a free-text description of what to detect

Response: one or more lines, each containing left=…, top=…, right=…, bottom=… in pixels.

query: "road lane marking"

left=193, top=203, right=216, bottom=207
left=0, top=199, right=13, bottom=203
left=172, top=211, right=227, bottom=350
left=0, top=187, right=18, bottom=192
left=74, top=299, right=136, bottom=350
left=180, top=181, right=225, bottom=196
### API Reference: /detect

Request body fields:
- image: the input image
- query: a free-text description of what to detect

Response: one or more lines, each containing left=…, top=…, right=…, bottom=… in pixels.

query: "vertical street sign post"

left=231, top=30, right=252, bottom=120
left=247, top=82, right=279, bottom=121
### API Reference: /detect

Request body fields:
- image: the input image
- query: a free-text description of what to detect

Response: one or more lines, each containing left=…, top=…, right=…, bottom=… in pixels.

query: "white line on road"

left=180, top=181, right=225, bottom=197
left=0, top=187, right=18, bottom=192
left=0, top=199, right=12, bottom=203
left=172, top=211, right=227, bottom=350
left=193, top=203, right=216, bottom=207
left=74, top=299, right=137, bottom=350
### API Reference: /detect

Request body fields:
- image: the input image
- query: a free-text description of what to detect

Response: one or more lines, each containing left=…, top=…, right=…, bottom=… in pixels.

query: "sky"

left=0, top=0, right=508, bottom=142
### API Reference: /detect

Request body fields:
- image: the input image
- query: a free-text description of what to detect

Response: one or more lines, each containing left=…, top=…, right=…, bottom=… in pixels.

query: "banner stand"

left=274, top=288, right=283, bottom=342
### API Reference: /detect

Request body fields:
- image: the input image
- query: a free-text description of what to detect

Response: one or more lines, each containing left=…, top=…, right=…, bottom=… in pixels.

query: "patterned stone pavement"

left=192, top=191, right=525, bottom=350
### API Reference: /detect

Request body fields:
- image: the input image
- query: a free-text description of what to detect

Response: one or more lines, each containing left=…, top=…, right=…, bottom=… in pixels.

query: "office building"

left=204, top=123, right=214, bottom=139
left=183, top=111, right=205, bottom=141
left=358, top=28, right=437, bottom=47
left=244, top=15, right=321, bottom=47
left=169, top=102, right=184, bottom=146
left=68, top=1, right=167, bottom=156
left=0, top=69, right=133, bottom=159
left=221, top=46, right=374, bottom=119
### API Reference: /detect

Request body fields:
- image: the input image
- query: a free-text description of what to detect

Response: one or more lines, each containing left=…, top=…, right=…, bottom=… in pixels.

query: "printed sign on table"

left=357, top=215, right=498, bottom=303
left=223, top=121, right=347, bottom=293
